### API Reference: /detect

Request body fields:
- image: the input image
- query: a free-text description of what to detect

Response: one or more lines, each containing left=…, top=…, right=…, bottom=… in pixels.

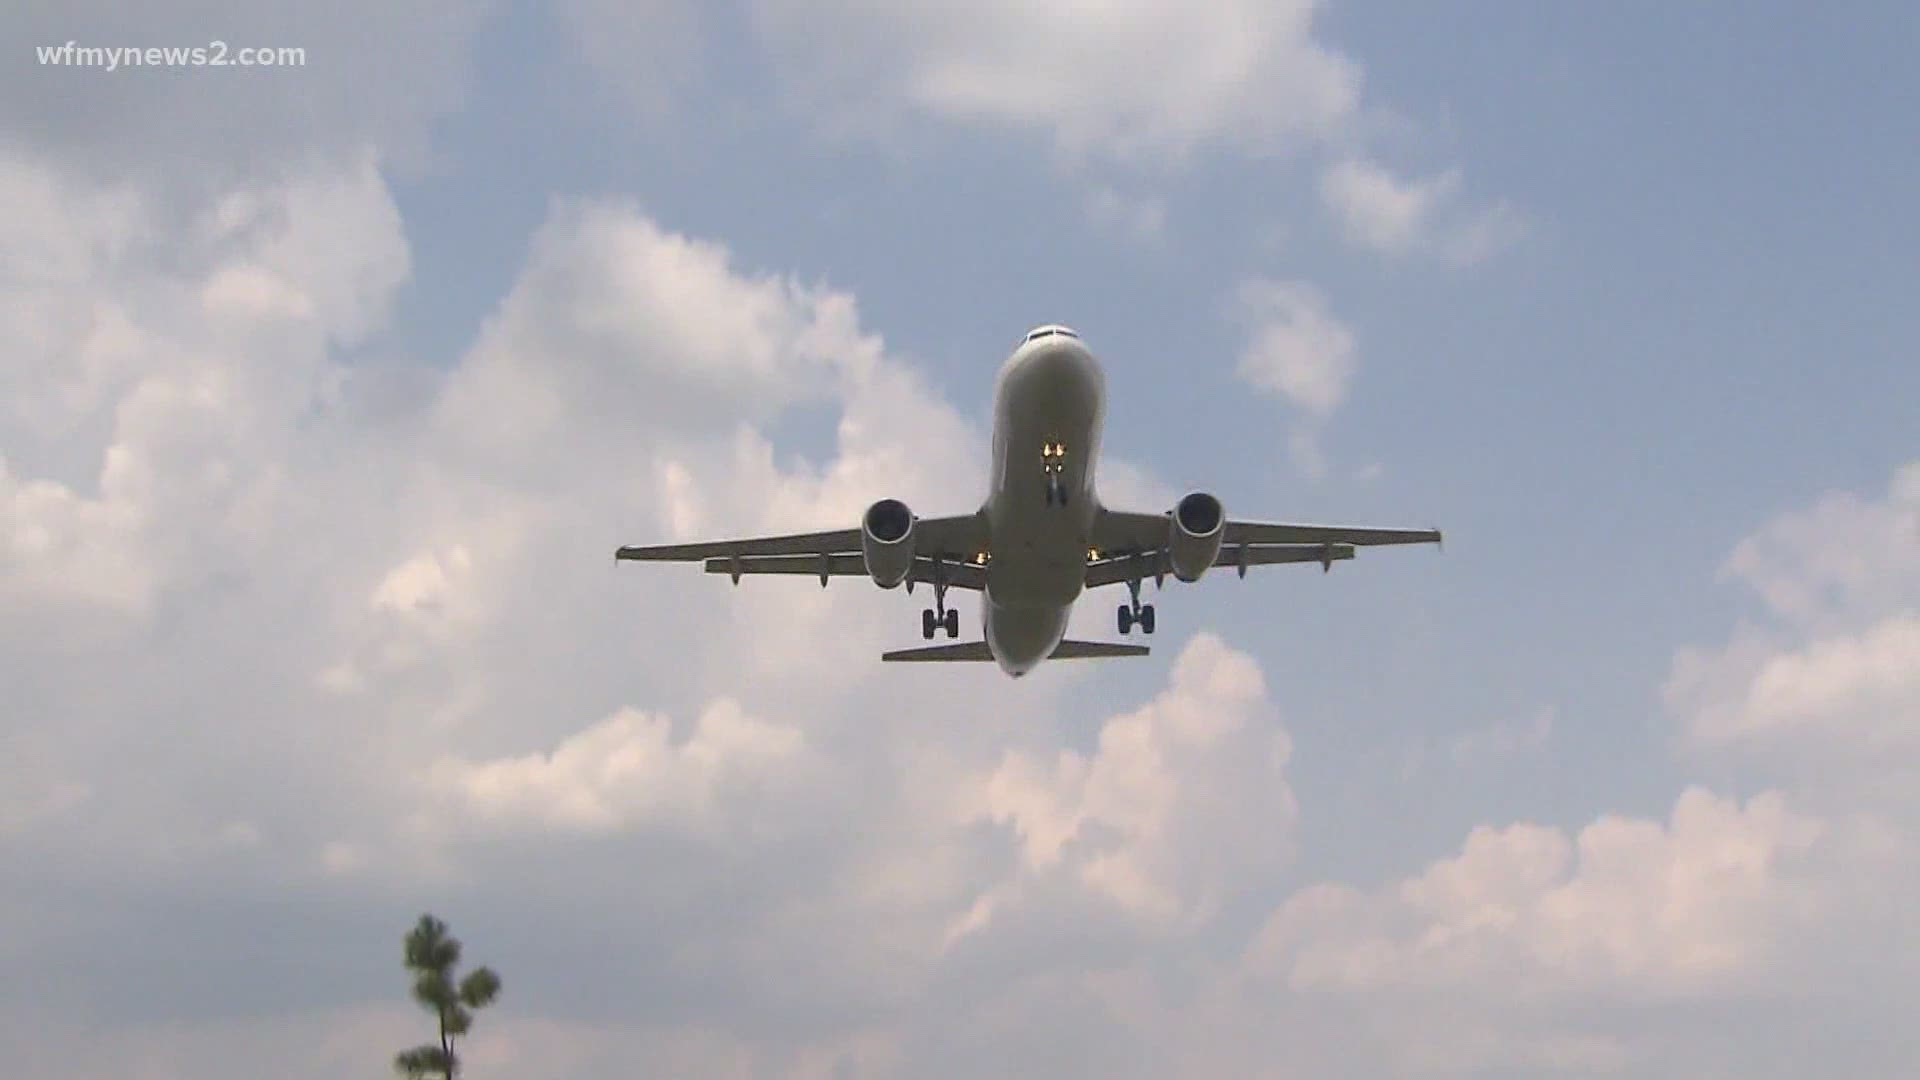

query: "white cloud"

left=1320, top=158, right=1460, bottom=254
left=1254, top=787, right=1825, bottom=999
left=1666, top=462, right=1920, bottom=765
left=1320, top=158, right=1523, bottom=264
left=1232, top=279, right=1356, bottom=418
left=430, top=700, right=805, bottom=832
left=963, top=634, right=1296, bottom=931
left=5, top=77, right=1909, bottom=1073
left=1230, top=279, right=1355, bottom=478
left=1084, top=187, right=1167, bottom=243
left=744, top=0, right=1360, bottom=165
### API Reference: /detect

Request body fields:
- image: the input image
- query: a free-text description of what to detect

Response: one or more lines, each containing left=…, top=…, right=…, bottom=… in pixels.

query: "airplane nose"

left=1022, top=341, right=1100, bottom=392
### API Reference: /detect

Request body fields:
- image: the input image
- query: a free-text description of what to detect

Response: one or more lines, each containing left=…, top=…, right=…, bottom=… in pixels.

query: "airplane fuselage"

left=981, top=330, right=1106, bottom=676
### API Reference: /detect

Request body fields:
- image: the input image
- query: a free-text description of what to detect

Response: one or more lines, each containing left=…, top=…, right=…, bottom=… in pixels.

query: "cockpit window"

left=1022, top=325, right=1080, bottom=344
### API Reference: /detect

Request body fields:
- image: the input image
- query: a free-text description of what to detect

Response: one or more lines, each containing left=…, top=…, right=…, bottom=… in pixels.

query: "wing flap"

left=1083, top=543, right=1355, bottom=588
left=704, top=554, right=987, bottom=590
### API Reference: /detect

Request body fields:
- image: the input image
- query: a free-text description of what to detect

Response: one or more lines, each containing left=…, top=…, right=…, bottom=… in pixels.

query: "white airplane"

left=617, top=324, right=1441, bottom=678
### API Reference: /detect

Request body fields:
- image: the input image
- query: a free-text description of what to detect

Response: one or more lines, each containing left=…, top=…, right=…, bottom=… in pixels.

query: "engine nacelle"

left=861, top=498, right=917, bottom=588
left=1168, top=492, right=1225, bottom=582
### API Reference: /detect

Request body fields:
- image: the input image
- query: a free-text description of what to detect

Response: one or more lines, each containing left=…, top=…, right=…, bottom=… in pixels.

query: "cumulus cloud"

left=1320, top=159, right=1460, bottom=254
left=1320, top=157, right=1525, bottom=264
left=745, top=0, right=1360, bottom=165
left=1253, top=787, right=1825, bottom=998
left=2, top=142, right=1303, bottom=1076
left=429, top=700, right=806, bottom=832
left=1666, top=462, right=1920, bottom=765
left=5, top=25, right=1905, bottom=1068
left=1229, top=279, right=1356, bottom=478
left=960, top=634, right=1296, bottom=935
left=1232, top=279, right=1356, bottom=418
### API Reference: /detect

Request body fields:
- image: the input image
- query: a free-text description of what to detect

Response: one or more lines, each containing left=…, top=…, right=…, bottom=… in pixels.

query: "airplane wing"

left=1085, top=509, right=1438, bottom=587
left=1090, top=510, right=1442, bottom=552
left=617, top=513, right=990, bottom=588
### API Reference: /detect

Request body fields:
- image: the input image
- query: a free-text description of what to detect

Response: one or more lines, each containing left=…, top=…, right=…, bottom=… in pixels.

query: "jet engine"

left=861, top=498, right=917, bottom=588
left=1167, top=492, right=1225, bottom=582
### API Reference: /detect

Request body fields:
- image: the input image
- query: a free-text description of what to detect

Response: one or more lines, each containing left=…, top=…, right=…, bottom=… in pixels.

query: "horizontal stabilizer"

left=881, top=639, right=1150, bottom=663
left=881, top=641, right=994, bottom=662
left=1049, top=639, right=1151, bottom=659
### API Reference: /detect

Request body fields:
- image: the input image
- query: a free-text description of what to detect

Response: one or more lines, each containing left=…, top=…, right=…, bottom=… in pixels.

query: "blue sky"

left=5, top=2, right=1918, bottom=1077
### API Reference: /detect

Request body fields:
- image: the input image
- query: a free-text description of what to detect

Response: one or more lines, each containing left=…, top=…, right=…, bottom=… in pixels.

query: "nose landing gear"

left=1042, top=441, right=1069, bottom=507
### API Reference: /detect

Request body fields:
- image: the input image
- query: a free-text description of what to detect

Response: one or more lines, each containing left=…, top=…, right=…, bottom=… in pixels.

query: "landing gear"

left=1042, top=440, right=1068, bottom=508
left=921, top=556, right=961, bottom=639
left=1117, top=574, right=1156, bottom=636
left=1116, top=603, right=1156, bottom=635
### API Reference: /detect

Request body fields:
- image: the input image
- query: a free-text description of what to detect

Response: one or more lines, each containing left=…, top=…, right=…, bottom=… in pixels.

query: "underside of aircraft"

left=616, top=324, right=1441, bottom=676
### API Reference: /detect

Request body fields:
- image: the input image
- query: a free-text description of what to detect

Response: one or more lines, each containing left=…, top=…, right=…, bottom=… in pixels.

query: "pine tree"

left=396, top=914, right=502, bottom=1079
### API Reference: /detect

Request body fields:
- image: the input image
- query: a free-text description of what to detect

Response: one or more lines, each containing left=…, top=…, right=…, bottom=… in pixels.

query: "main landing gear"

left=922, top=606, right=960, bottom=640
left=921, top=557, right=961, bottom=640
left=1117, top=574, right=1156, bottom=635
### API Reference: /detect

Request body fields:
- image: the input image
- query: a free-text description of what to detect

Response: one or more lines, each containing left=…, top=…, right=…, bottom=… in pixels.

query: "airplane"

left=616, top=324, right=1441, bottom=678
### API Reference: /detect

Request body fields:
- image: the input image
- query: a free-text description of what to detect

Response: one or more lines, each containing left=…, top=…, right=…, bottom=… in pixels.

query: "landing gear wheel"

left=1139, top=604, right=1156, bottom=635
left=944, top=608, right=960, bottom=638
left=922, top=608, right=937, bottom=640
left=1117, top=604, right=1134, bottom=635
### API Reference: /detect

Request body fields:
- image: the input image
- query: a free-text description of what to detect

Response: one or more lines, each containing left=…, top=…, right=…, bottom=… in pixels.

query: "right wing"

left=1091, top=510, right=1441, bottom=552
left=617, top=513, right=990, bottom=588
